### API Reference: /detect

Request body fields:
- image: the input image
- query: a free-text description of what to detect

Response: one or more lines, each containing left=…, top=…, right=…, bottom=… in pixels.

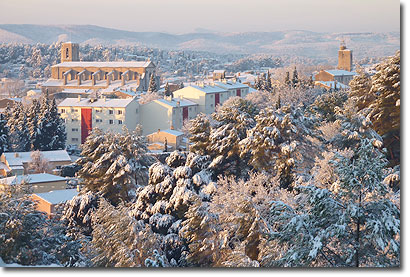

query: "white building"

left=214, top=80, right=250, bottom=98
left=172, top=84, right=230, bottom=114
left=58, top=96, right=139, bottom=146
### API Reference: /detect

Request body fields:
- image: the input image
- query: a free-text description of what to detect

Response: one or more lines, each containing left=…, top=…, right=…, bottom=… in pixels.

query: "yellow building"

left=140, top=97, right=198, bottom=135
left=58, top=96, right=139, bottom=146
left=42, top=42, right=157, bottom=96
left=146, top=129, right=186, bottom=151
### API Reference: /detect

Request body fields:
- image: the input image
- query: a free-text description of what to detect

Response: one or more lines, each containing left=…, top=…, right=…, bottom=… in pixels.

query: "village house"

left=0, top=173, right=68, bottom=193
left=0, top=150, right=72, bottom=177
left=32, top=188, right=78, bottom=217
left=146, top=129, right=186, bottom=152
left=214, top=79, right=250, bottom=98
left=58, top=96, right=139, bottom=146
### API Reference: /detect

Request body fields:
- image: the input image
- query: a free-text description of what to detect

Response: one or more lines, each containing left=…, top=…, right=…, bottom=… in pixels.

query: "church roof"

left=52, top=61, right=154, bottom=68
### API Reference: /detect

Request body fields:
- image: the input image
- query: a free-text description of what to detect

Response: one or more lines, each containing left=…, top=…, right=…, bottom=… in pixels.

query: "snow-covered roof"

left=325, top=70, right=357, bottom=76
left=154, top=98, right=198, bottom=108
left=213, top=70, right=226, bottom=73
left=52, top=61, right=153, bottom=68
left=60, top=88, right=91, bottom=94
left=3, top=150, right=71, bottom=167
left=316, top=81, right=349, bottom=89
left=58, top=97, right=136, bottom=108
left=161, top=129, right=184, bottom=136
left=0, top=173, right=67, bottom=186
left=214, top=81, right=249, bottom=89
left=33, top=189, right=78, bottom=205
left=189, top=85, right=228, bottom=94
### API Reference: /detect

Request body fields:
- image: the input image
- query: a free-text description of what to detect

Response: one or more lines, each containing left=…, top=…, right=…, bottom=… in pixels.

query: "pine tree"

left=179, top=82, right=184, bottom=89
left=76, top=128, right=154, bottom=205
left=284, top=71, right=291, bottom=87
left=37, top=98, right=66, bottom=150
left=269, top=138, right=400, bottom=267
left=292, top=67, right=299, bottom=87
left=148, top=73, right=157, bottom=92
left=348, top=67, right=373, bottom=111
left=188, top=113, right=211, bottom=155
left=0, top=113, right=10, bottom=155
left=164, top=82, right=171, bottom=97
left=27, top=99, right=42, bottom=150
left=368, top=51, right=400, bottom=164
left=266, top=71, right=272, bottom=92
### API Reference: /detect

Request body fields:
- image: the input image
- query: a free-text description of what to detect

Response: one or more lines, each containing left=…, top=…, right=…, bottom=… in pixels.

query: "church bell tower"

left=337, top=41, right=353, bottom=72
left=61, top=42, right=80, bottom=63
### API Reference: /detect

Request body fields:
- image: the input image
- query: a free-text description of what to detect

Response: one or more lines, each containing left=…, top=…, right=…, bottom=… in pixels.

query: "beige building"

left=0, top=150, right=72, bottom=177
left=58, top=96, right=139, bottom=146
left=146, top=129, right=186, bottom=151
left=42, top=42, right=157, bottom=96
left=0, top=173, right=68, bottom=193
left=140, top=97, right=198, bottom=135
left=172, top=84, right=230, bottom=114
left=314, top=69, right=356, bottom=85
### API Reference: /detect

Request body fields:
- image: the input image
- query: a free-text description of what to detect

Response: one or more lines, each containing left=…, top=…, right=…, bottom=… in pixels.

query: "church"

left=41, top=42, right=157, bottom=97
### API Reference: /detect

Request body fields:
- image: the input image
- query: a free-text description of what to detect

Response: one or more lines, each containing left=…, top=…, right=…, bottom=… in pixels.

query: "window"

left=72, top=118, right=78, bottom=122
left=118, top=120, right=123, bottom=125
left=210, top=95, right=214, bottom=98
left=136, top=108, right=138, bottom=113
left=72, top=138, right=79, bottom=142
left=96, top=119, right=102, bottom=123
left=189, top=107, right=192, bottom=111
left=117, top=110, right=123, bottom=115
left=95, top=109, right=102, bottom=113
left=210, top=104, right=214, bottom=107
left=109, top=119, right=114, bottom=124
left=60, top=109, right=66, bottom=113
left=109, top=110, right=114, bottom=114
left=72, top=128, right=78, bottom=132
left=71, top=109, right=78, bottom=113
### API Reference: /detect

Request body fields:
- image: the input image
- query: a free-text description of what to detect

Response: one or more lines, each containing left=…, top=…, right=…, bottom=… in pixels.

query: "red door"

left=215, top=93, right=220, bottom=106
left=81, top=108, right=92, bottom=144
left=236, top=89, right=241, bottom=97
left=183, top=107, right=188, bottom=121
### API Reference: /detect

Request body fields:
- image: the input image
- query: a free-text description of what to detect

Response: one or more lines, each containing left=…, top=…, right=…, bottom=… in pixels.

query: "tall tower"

left=61, top=42, right=80, bottom=63
left=337, top=41, right=353, bottom=71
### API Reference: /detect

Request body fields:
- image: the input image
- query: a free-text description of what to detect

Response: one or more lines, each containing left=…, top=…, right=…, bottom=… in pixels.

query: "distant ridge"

left=0, top=24, right=400, bottom=58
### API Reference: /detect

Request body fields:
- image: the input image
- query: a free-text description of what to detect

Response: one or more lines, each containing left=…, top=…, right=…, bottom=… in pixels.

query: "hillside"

left=0, top=24, right=400, bottom=59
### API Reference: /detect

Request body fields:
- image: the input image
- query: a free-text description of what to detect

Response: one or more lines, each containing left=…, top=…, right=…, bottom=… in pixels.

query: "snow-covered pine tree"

left=292, top=67, right=299, bottom=87
left=26, top=99, right=42, bottom=150
left=179, top=82, right=184, bottom=89
left=14, top=103, right=31, bottom=151
left=76, top=127, right=154, bottom=205
left=207, top=97, right=258, bottom=177
left=311, top=90, right=348, bottom=122
left=0, top=113, right=10, bottom=155
left=348, top=66, right=373, bottom=111
left=164, top=82, right=171, bottom=97
left=269, top=138, right=400, bottom=267
left=188, top=113, right=211, bottom=155
left=368, top=51, right=400, bottom=164
left=87, top=198, right=166, bottom=267
left=148, top=73, right=157, bottom=92
left=284, top=71, right=291, bottom=87
left=37, top=98, right=66, bottom=151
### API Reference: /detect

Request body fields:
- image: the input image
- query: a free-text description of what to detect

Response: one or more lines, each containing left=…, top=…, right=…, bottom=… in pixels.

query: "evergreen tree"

left=0, top=113, right=10, bottom=155
left=148, top=73, right=157, bottom=92
left=27, top=99, right=42, bottom=150
left=348, top=67, right=373, bottom=111
left=164, top=82, right=171, bottom=97
left=284, top=71, right=291, bottom=87
left=368, top=51, right=400, bottom=164
left=292, top=67, right=299, bottom=87
left=269, top=138, right=400, bottom=267
left=76, top=127, right=154, bottom=205
left=37, top=98, right=66, bottom=150
left=266, top=71, right=272, bottom=92
left=179, top=82, right=184, bottom=89
left=188, top=113, right=211, bottom=155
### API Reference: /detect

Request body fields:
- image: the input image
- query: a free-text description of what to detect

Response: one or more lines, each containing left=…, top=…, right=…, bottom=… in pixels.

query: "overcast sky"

left=0, top=0, right=400, bottom=34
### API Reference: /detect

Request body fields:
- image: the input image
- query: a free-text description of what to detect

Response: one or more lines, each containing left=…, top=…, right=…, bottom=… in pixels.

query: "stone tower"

left=61, top=42, right=80, bottom=63
left=337, top=42, right=353, bottom=71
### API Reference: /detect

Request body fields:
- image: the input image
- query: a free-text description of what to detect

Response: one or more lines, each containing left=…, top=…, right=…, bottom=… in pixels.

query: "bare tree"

left=28, top=150, right=50, bottom=174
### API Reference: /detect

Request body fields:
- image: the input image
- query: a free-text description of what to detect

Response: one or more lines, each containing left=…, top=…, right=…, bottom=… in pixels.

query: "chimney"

left=77, top=75, right=81, bottom=85
left=14, top=153, right=19, bottom=158
left=78, top=95, right=81, bottom=102
left=157, top=129, right=160, bottom=133
left=176, top=101, right=180, bottom=107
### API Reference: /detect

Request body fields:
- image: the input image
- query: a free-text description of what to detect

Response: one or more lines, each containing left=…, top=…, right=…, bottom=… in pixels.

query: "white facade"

left=140, top=97, right=198, bottom=135
left=172, top=84, right=230, bottom=114
left=58, top=97, right=139, bottom=146
left=214, top=80, right=250, bottom=98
